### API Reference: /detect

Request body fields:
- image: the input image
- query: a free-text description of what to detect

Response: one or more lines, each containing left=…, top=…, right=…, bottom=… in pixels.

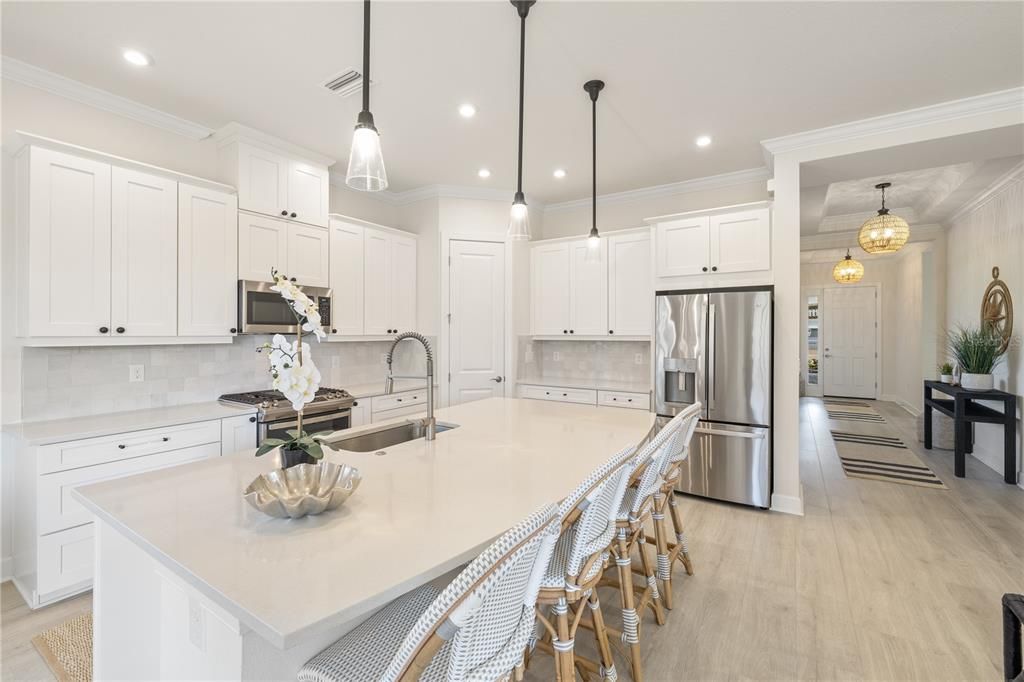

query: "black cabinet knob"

left=99, top=326, right=109, bottom=334
left=712, top=266, right=718, bottom=272
left=290, top=212, right=297, bottom=218
left=609, top=330, right=614, bottom=334
left=332, top=328, right=338, bottom=334
left=116, top=327, right=125, bottom=334
left=230, top=327, right=237, bottom=334
left=563, top=329, right=568, bottom=334
left=353, top=401, right=359, bottom=407
left=702, top=266, right=708, bottom=272
left=249, top=416, right=256, bottom=423
left=290, top=277, right=296, bottom=283
left=569, top=329, right=574, bottom=334
left=394, top=328, right=399, bottom=333
left=281, top=210, right=289, bottom=216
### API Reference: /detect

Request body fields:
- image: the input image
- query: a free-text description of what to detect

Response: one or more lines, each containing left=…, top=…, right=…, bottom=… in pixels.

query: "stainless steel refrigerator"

left=654, top=287, right=773, bottom=508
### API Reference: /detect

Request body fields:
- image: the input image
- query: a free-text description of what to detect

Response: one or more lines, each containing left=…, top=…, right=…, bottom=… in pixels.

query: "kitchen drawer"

left=598, top=390, right=650, bottom=410
left=37, top=524, right=94, bottom=601
left=38, top=442, right=220, bottom=535
left=371, top=389, right=429, bottom=414
left=38, top=420, right=221, bottom=474
left=518, top=385, right=597, bottom=405
left=372, top=403, right=430, bottom=422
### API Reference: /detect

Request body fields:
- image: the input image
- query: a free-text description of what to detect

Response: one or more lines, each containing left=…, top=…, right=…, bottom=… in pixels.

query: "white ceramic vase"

left=960, top=373, right=994, bottom=391
left=940, top=374, right=953, bottom=384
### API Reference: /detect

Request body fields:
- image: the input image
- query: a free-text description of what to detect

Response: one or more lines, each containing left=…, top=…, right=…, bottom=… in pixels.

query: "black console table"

left=923, top=380, right=1018, bottom=483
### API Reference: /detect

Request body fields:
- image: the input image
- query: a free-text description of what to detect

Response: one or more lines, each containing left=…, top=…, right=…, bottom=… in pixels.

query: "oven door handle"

left=268, top=409, right=352, bottom=431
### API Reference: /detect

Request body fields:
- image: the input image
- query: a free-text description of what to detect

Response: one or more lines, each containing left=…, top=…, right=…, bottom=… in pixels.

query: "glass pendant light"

left=507, top=0, right=536, bottom=241
left=346, top=0, right=388, bottom=192
left=583, top=79, right=605, bottom=263
left=833, top=248, right=865, bottom=284
left=858, top=182, right=909, bottom=254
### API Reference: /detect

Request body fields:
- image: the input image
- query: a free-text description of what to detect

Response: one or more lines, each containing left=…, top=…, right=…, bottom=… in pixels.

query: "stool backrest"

left=663, top=403, right=703, bottom=468
left=626, top=404, right=701, bottom=516
left=384, top=503, right=561, bottom=682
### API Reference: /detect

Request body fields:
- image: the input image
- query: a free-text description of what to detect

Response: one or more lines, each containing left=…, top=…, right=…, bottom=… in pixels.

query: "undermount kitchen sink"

left=326, top=420, right=458, bottom=453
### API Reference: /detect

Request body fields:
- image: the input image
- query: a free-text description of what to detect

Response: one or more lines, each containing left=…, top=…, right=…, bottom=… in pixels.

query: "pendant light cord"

left=361, top=0, right=371, bottom=115
left=516, top=13, right=526, bottom=194
left=592, top=95, right=597, bottom=231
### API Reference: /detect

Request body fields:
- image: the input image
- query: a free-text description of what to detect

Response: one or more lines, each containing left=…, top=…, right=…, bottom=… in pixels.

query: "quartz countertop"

left=517, top=376, right=652, bottom=394
left=73, top=397, right=654, bottom=649
left=344, top=378, right=436, bottom=399
left=3, top=401, right=258, bottom=446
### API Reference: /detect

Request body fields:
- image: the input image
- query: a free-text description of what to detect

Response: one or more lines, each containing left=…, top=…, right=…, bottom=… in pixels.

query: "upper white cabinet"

left=110, top=167, right=178, bottom=337
left=530, top=242, right=570, bottom=335
left=238, top=213, right=288, bottom=283
left=216, top=124, right=332, bottom=228
left=15, top=136, right=238, bottom=344
left=329, top=218, right=417, bottom=337
left=19, top=146, right=112, bottom=338
left=568, top=239, right=608, bottom=335
left=178, top=184, right=238, bottom=336
left=652, top=204, right=771, bottom=278
left=608, top=231, right=652, bottom=336
left=287, top=224, right=330, bottom=288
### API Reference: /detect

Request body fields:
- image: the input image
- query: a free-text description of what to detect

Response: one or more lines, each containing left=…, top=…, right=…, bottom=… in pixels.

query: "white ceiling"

left=2, top=1, right=1022, bottom=203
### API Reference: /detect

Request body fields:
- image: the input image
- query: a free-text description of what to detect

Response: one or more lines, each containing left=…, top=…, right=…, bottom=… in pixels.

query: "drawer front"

left=37, top=524, right=94, bottom=600
left=39, top=442, right=220, bottom=535
left=519, top=385, right=597, bottom=405
left=372, top=403, right=429, bottom=423
left=38, top=420, right=221, bottom=474
left=598, top=390, right=650, bottom=410
left=371, top=389, right=428, bottom=413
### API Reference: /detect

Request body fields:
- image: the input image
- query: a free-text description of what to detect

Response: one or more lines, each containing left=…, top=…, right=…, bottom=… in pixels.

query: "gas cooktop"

left=219, top=388, right=354, bottom=421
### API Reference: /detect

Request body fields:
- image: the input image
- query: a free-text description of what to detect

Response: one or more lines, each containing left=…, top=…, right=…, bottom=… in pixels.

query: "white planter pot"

left=960, top=373, right=994, bottom=391
left=940, top=374, right=953, bottom=384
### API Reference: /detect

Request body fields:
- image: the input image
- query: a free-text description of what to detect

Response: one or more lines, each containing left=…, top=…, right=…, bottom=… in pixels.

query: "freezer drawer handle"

left=695, top=426, right=765, bottom=440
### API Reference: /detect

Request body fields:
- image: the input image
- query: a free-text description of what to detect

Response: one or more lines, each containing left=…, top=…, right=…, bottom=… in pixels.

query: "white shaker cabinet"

left=655, top=216, right=709, bottom=277
left=652, top=203, right=771, bottom=279
left=287, top=224, right=330, bottom=288
left=328, top=219, right=365, bottom=336
left=238, top=213, right=289, bottom=283
left=607, top=231, right=652, bottom=336
left=389, top=232, right=418, bottom=334
left=19, top=146, right=112, bottom=338
left=568, top=239, right=608, bottom=335
left=220, top=414, right=257, bottom=455
left=110, top=168, right=178, bottom=337
left=530, top=242, right=571, bottom=335
left=286, top=160, right=331, bottom=228
left=530, top=238, right=613, bottom=336
left=236, top=143, right=288, bottom=221
left=178, top=184, right=238, bottom=336
left=710, top=208, right=771, bottom=274
left=362, top=227, right=418, bottom=335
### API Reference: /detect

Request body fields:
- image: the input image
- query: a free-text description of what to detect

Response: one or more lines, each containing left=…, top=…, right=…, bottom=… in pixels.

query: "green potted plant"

left=947, top=325, right=1005, bottom=390
left=937, top=362, right=954, bottom=384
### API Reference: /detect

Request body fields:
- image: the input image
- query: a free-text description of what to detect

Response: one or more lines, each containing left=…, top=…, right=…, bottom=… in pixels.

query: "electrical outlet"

left=634, top=353, right=644, bottom=365
left=553, top=351, right=561, bottom=361
left=128, top=364, right=145, bottom=382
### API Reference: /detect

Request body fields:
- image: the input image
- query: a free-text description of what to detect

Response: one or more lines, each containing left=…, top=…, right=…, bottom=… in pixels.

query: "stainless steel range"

left=219, top=388, right=354, bottom=444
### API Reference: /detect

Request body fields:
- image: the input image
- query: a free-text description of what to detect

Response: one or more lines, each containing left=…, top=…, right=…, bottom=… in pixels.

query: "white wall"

left=945, top=175, right=1023, bottom=483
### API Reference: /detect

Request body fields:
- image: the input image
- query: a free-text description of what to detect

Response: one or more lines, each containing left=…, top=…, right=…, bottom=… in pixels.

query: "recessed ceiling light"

left=122, top=49, right=152, bottom=67
left=553, top=169, right=567, bottom=179
left=477, top=168, right=491, bottom=179
left=459, top=103, right=477, bottom=118
left=695, top=135, right=712, bottom=148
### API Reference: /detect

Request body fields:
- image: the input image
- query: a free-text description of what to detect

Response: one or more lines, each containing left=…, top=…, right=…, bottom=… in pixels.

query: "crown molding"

left=213, top=122, right=335, bottom=167
left=544, top=167, right=770, bottom=214
left=1, top=57, right=214, bottom=141
left=328, top=172, right=543, bottom=208
left=761, top=87, right=1024, bottom=170
left=947, top=158, right=1024, bottom=223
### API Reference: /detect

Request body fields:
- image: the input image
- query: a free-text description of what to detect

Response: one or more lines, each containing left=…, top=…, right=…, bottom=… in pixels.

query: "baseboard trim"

left=1, top=555, right=11, bottom=582
left=880, top=394, right=921, bottom=417
left=770, top=490, right=804, bottom=516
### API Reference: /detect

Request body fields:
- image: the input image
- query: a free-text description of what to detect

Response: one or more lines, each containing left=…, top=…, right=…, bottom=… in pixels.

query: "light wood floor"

left=3, top=398, right=1022, bottom=681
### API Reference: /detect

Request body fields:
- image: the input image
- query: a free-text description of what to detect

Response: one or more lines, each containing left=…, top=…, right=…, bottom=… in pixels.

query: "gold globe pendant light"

left=858, top=182, right=909, bottom=254
left=833, top=249, right=865, bottom=284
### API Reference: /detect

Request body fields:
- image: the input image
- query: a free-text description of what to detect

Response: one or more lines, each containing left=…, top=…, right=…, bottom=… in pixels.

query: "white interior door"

left=823, top=286, right=877, bottom=399
left=449, top=240, right=505, bottom=405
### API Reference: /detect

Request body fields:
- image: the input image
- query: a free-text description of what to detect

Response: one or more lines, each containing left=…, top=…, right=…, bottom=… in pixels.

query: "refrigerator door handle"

left=707, top=303, right=716, bottom=411
left=694, top=426, right=765, bottom=440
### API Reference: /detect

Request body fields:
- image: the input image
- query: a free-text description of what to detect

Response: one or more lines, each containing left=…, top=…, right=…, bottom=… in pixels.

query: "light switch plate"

left=128, top=364, right=145, bottom=382
left=634, top=354, right=644, bottom=365
left=553, top=352, right=561, bottom=361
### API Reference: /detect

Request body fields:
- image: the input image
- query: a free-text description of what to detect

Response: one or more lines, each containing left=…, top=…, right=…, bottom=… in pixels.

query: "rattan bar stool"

left=528, top=445, right=638, bottom=682
left=599, top=411, right=690, bottom=682
left=650, top=403, right=702, bottom=611
left=298, top=503, right=560, bottom=682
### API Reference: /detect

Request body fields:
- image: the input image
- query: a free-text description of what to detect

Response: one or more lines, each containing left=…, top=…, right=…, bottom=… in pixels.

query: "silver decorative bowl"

left=243, top=461, right=361, bottom=519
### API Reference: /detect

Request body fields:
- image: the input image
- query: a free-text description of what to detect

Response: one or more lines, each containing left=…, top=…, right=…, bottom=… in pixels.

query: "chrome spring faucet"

left=384, top=332, right=435, bottom=440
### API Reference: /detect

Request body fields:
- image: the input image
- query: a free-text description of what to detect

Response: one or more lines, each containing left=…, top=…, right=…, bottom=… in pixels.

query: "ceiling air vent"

left=322, top=69, right=372, bottom=98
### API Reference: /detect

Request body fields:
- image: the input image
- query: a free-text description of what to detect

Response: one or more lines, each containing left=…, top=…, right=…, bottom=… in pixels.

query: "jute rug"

left=825, top=399, right=947, bottom=489
left=31, top=611, right=92, bottom=682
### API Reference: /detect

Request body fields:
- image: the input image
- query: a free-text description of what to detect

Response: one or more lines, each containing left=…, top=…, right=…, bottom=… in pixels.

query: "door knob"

left=489, top=376, right=504, bottom=383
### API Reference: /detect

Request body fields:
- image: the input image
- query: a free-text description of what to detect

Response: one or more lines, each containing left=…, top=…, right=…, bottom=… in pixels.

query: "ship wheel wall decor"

left=981, top=266, right=1013, bottom=353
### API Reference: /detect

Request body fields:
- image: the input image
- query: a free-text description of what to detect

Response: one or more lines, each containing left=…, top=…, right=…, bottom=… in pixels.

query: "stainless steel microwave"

left=237, top=280, right=333, bottom=335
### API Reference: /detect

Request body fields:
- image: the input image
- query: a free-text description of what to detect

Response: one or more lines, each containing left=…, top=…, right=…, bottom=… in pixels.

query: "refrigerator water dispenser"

left=663, top=357, right=698, bottom=405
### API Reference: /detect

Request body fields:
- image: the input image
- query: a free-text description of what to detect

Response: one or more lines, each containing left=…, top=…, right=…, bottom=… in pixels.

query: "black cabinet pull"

left=569, top=329, right=574, bottom=334
left=230, top=327, right=237, bottom=334
left=353, top=401, right=359, bottom=407
left=563, top=330, right=568, bottom=334
left=396, top=398, right=403, bottom=402
left=562, top=393, right=568, bottom=397
left=609, top=330, right=614, bottom=334
left=290, top=212, right=297, bottom=218
left=281, top=210, right=288, bottom=216
left=99, top=326, right=109, bottom=334
left=545, top=391, right=551, bottom=395
left=702, top=266, right=708, bottom=272
left=116, top=327, right=125, bottom=334
left=249, top=416, right=256, bottom=423
left=712, top=266, right=718, bottom=272
left=332, top=328, right=338, bottom=334
left=290, top=277, right=296, bottom=283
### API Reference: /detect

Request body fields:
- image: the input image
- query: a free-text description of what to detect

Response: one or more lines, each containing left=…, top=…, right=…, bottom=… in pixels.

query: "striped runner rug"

left=826, top=399, right=947, bottom=489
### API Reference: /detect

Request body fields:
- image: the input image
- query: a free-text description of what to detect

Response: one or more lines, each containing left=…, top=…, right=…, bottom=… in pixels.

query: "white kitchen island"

left=73, top=397, right=655, bottom=681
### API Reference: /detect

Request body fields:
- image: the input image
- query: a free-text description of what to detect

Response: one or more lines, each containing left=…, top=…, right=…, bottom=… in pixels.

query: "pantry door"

left=448, top=240, right=506, bottom=405
left=823, top=285, right=878, bottom=399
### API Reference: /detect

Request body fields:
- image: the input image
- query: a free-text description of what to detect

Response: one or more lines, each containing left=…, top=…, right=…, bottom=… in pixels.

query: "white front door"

left=449, top=240, right=505, bottom=405
left=823, top=286, right=877, bottom=399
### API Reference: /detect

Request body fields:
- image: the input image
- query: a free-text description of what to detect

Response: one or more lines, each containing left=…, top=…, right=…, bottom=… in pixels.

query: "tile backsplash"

left=517, top=338, right=650, bottom=386
left=20, top=336, right=431, bottom=422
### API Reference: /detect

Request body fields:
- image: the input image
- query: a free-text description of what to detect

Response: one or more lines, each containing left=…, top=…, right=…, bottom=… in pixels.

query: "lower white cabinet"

left=368, top=387, right=436, bottom=423
left=597, top=390, right=651, bottom=410
left=12, top=413, right=253, bottom=608
left=519, top=384, right=651, bottom=411
left=350, top=400, right=370, bottom=428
